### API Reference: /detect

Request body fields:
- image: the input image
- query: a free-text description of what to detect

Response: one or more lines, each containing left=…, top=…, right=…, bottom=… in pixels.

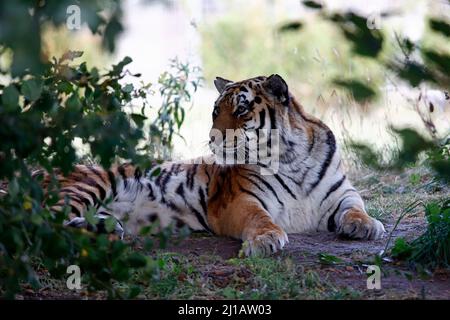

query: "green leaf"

left=128, top=285, right=141, bottom=299
left=112, top=56, right=133, bottom=75
left=391, top=127, right=432, bottom=168
left=429, top=19, right=450, bottom=38
left=333, top=79, right=377, bottom=102
left=391, top=238, right=412, bottom=259
left=30, top=213, right=43, bottom=225
left=302, top=0, right=323, bottom=9
left=84, top=209, right=99, bottom=226
left=409, top=173, right=421, bottom=186
left=422, top=49, right=450, bottom=75
left=104, top=217, right=117, bottom=233
left=127, top=253, right=147, bottom=268
left=122, top=84, right=134, bottom=93
left=151, top=167, right=161, bottom=177
left=21, top=79, right=43, bottom=101
left=66, top=93, right=82, bottom=110
left=278, top=21, right=303, bottom=33
left=318, top=253, right=343, bottom=265
left=393, top=61, right=435, bottom=87
left=1, top=84, right=20, bottom=109
left=131, top=114, right=147, bottom=127
left=349, top=143, right=382, bottom=169
left=57, top=81, right=73, bottom=94
left=330, top=12, right=384, bottom=57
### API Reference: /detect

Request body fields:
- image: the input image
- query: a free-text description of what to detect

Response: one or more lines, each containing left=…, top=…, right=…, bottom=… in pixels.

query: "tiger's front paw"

left=337, top=208, right=385, bottom=240
left=242, top=229, right=289, bottom=257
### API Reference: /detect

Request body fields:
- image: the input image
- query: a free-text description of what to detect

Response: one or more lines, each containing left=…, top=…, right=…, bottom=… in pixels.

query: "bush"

left=391, top=201, right=450, bottom=269
left=0, top=51, right=200, bottom=298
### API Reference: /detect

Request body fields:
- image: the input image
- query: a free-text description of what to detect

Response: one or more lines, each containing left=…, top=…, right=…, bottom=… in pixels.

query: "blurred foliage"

left=391, top=200, right=450, bottom=270
left=350, top=128, right=449, bottom=182
left=0, top=0, right=124, bottom=76
left=333, top=79, right=377, bottom=103
left=290, top=1, right=450, bottom=182
left=200, top=8, right=387, bottom=103
left=0, top=1, right=198, bottom=298
left=1, top=52, right=152, bottom=175
left=328, top=12, right=384, bottom=58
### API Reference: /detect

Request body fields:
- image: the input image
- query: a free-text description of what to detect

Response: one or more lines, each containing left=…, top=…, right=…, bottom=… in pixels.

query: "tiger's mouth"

left=209, top=135, right=248, bottom=165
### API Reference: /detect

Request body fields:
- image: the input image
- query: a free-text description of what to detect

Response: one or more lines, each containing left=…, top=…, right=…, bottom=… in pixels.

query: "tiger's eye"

left=236, top=106, right=246, bottom=114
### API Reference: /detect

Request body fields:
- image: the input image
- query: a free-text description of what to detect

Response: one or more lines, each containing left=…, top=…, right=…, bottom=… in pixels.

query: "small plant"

left=150, top=58, right=202, bottom=159
left=391, top=200, right=450, bottom=269
left=318, top=253, right=343, bottom=265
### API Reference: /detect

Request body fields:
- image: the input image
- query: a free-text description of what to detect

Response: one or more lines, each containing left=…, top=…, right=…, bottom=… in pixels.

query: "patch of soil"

left=157, top=218, right=450, bottom=299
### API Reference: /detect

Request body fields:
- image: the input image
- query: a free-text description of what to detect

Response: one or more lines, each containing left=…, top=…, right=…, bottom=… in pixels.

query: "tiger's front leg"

left=335, top=207, right=385, bottom=240
left=209, top=198, right=288, bottom=257
left=64, top=212, right=125, bottom=240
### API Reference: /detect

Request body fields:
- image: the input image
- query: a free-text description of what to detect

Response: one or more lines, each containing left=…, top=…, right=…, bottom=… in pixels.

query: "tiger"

left=36, top=74, right=385, bottom=257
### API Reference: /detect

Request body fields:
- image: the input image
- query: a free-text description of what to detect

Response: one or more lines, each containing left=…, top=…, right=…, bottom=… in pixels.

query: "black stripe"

left=268, top=105, right=277, bottom=129
left=147, top=182, right=156, bottom=200
left=280, top=172, right=303, bottom=187
left=246, top=172, right=284, bottom=206
left=147, top=213, right=158, bottom=223
left=308, top=131, right=315, bottom=153
left=187, top=164, right=199, bottom=190
left=257, top=109, right=266, bottom=129
left=320, top=175, right=346, bottom=207
left=159, top=170, right=172, bottom=193
left=107, top=170, right=117, bottom=198
left=118, top=165, right=128, bottom=188
left=238, top=174, right=265, bottom=193
left=198, top=187, right=207, bottom=214
left=187, top=204, right=213, bottom=233
left=238, top=184, right=269, bottom=211
left=161, top=196, right=181, bottom=213
left=70, top=176, right=107, bottom=200
left=274, top=174, right=297, bottom=200
left=307, top=130, right=336, bottom=196
left=204, top=166, right=211, bottom=184
left=326, top=195, right=355, bottom=232
left=87, top=166, right=108, bottom=184
left=297, top=166, right=311, bottom=187
left=327, top=198, right=345, bottom=232
left=134, top=167, right=142, bottom=179
left=175, top=183, right=185, bottom=199
left=70, top=204, right=82, bottom=217
left=61, top=187, right=95, bottom=207
left=66, top=194, right=87, bottom=208
left=72, top=185, right=99, bottom=206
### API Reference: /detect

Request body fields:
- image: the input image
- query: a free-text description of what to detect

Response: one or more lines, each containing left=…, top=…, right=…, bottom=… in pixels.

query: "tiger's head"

left=208, top=74, right=293, bottom=167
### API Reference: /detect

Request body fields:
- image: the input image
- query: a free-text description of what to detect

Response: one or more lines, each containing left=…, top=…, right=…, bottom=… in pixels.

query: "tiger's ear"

left=263, top=74, right=289, bottom=105
left=214, top=77, right=233, bottom=94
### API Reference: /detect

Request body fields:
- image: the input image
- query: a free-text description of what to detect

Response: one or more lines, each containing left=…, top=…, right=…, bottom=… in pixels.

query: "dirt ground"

left=158, top=219, right=449, bottom=299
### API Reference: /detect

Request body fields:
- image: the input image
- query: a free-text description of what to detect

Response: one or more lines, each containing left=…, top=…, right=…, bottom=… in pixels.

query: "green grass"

left=128, top=253, right=359, bottom=300
left=391, top=201, right=450, bottom=269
